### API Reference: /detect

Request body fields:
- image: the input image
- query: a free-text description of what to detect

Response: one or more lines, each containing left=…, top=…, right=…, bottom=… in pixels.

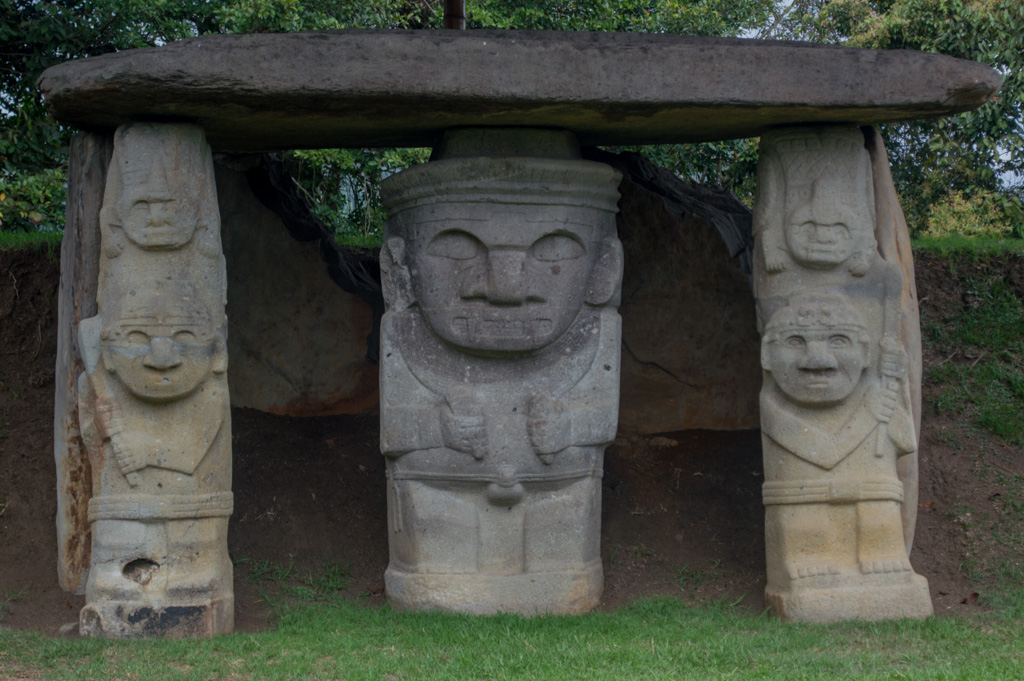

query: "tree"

left=761, top=0, right=1024, bottom=233
left=1, top=0, right=1021, bottom=238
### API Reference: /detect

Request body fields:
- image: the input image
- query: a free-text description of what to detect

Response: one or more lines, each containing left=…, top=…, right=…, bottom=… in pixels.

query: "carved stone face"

left=764, top=325, right=869, bottom=407
left=784, top=179, right=873, bottom=269
left=102, top=293, right=222, bottom=403
left=407, top=204, right=606, bottom=354
left=118, top=181, right=198, bottom=250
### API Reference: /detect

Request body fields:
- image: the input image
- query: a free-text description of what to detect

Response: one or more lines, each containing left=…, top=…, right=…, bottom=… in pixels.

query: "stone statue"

left=754, top=126, right=931, bottom=621
left=77, top=123, right=232, bottom=637
left=378, top=128, right=622, bottom=614
left=755, top=127, right=877, bottom=279
left=99, top=124, right=223, bottom=259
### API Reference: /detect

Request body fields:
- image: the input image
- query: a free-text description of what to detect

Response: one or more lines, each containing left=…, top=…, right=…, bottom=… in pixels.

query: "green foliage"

left=468, top=0, right=771, bottom=35
left=0, top=167, right=66, bottom=232
left=0, top=586, right=27, bottom=623
left=922, top=189, right=1020, bottom=240
left=912, top=233, right=1024, bottom=257
left=287, top=147, right=430, bottom=247
left=829, top=0, right=1024, bottom=234
left=629, top=137, right=761, bottom=205
left=3, top=0, right=1024, bottom=241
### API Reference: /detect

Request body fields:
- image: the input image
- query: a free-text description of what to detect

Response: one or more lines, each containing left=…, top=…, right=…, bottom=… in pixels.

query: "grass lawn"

left=3, top=595, right=1024, bottom=680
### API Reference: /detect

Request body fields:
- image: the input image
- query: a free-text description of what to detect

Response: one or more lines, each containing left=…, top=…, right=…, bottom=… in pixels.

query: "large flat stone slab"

left=38, top=30, right=999, bottom=151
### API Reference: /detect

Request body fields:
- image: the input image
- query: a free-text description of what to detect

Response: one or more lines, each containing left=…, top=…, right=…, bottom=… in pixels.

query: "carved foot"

left=860, top=559, right=912, bottom=575
left=789, top=563, right=839, bottom=580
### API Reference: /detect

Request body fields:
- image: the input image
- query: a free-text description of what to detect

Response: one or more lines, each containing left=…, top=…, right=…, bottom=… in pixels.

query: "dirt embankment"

left=1, top=247, right=1021, bottom=632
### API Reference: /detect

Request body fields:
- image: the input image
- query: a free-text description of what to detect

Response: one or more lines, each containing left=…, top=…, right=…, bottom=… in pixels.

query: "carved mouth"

left=799, top=367, right=838, bottom=386
left=803, top=246, right=844, bottom=258
left=451, top=317, right=554, bottom=339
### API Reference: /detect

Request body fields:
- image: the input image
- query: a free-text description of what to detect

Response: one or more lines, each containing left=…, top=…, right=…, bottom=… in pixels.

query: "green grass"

left=242, top=557, right=353, bottom=608
left=0, top=586, right=27, bottom=624
left=925, top=277, right=1024, bottom=444
left=912, top=235, right=1024, bottom=257
left=0, top=228, right=62, bottom=258
left=2, top=597, right=1024, bottom=680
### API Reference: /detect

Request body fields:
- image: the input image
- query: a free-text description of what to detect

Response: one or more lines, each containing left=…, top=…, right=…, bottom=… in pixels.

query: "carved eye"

left=174, top=330, right=197, bottom=343
left=126, top=331, right=149, bottom=346
left=784, top=335, right=806, bottom=348
left=530, top=234, right=585, bottom=262
left=828, top=335, right=851, bottom=349
left=428, top=231, right=482, bottom=260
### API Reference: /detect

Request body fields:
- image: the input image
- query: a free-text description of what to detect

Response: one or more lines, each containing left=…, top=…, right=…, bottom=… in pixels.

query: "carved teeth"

left=451, top=317, right=554, bottom=339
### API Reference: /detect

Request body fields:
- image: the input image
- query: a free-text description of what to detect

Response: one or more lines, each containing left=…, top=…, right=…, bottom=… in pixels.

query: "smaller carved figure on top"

left=99, top=123, right=222, bottom=258
left=755, top=127, right=878, bottom=277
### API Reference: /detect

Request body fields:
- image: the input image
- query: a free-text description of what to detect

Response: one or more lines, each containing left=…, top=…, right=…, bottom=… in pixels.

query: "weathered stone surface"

left=216, top=163, right=379, bottom=416
left=753, top=125, right=931, bottom=622
left=54, top=132, right=111, bottom=594
left=37, top=30, right=999, bottom=151
left=865, top=128, right=924, bottom=552
left=611, top=160, right=760, bottom=434
left=379, top=128, right=621, bottom=614
left=77, top=123, right=233, bottom=637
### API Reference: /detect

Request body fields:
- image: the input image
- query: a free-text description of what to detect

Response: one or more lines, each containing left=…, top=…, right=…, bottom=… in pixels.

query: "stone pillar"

left=378, top=128, right=622, bottom=614
left=76, top=123, right=233, bottom=637
left=752, top=125, right=932, bottom=622
left=55, top=132, right=112, bottom=594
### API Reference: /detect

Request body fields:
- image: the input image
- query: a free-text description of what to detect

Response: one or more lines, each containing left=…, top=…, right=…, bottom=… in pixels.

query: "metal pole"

left=444, top=0, right=466, bottom=29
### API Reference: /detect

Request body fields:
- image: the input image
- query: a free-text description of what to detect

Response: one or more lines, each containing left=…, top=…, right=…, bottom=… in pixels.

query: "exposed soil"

left=1, top=247, right=1021, bottom=634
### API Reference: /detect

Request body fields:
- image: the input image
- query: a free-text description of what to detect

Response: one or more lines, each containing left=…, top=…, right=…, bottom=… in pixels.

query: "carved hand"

left=441, top=389, right=487, bottom=459
left=528, top=394, right=572, bottom=462
left=95, top=401, right=145, bottom=482
left=762, top=238, right=788, bottom=273
left=874, top=381, right=900, bottom=424
left=879, top=338, right=908, bottom=380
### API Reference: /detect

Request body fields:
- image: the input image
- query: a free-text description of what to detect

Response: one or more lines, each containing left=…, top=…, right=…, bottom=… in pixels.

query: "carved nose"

left=143, top=337, right=182, bottom=370
left=801, top=341, right=837, bottom=370
left=486, top=251, right=526, bottom=305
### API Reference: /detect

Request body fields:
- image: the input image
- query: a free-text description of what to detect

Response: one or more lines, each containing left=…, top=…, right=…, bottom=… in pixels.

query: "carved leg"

left=769, top=504, right=845, bottom=582
left=857, top=501, right=913, bottom=574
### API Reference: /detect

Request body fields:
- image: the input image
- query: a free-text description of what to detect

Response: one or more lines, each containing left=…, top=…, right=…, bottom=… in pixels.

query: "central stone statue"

left=378, top=128, right=622, bottom=614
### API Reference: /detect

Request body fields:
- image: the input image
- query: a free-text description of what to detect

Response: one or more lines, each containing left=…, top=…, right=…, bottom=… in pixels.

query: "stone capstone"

left=37, top=30, right=1000, bottom=151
